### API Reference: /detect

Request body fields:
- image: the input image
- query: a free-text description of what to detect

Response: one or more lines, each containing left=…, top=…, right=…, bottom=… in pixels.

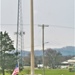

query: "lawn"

left=0, top=69, right=75, bottom=75
left=35, top=69, right=75, bottom=75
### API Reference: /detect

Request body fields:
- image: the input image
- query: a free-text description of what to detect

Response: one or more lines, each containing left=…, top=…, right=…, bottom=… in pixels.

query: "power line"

left=0, top=24, right=75, bottom=29
left=49, top=25, right=74, bottom=29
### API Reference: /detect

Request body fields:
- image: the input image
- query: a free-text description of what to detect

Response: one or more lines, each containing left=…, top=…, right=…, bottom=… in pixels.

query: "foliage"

left=45, top=48, right=62, bottom=68
left=0, top=31, right=16, bottom=71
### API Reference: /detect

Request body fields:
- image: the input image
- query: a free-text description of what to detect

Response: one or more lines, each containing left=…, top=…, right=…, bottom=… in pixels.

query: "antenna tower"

left=16, top=0, right=25, bottom=68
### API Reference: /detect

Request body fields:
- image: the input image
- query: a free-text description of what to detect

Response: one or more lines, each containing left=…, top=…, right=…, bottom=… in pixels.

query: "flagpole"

left=30, top=0, right=35, bottom=75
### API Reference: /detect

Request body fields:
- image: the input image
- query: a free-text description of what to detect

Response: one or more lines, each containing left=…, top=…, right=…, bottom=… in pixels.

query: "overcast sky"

left=0, top=0, right=75, bottom=50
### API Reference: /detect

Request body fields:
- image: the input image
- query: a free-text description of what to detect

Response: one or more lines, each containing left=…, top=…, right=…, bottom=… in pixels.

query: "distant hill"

left=19, top=50, right=43, bottom=56
left=20, top=46, right=75, bottom=56
left=55, top=46, right=75, bottom=56
left=19, top=50, right=29, bottom=56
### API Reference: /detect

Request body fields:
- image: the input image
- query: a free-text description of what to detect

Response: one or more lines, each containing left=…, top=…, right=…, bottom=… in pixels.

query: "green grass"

left=35, top=69, right=75, bottom=75
left=0, top=69, right=75, bottom=75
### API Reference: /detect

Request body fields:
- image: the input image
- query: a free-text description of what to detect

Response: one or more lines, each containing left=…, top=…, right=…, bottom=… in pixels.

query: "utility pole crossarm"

left=38, top=24, right=49, bottom=27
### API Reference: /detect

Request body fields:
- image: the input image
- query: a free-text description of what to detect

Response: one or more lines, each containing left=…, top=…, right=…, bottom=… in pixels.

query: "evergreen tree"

left=0, top=31, right=16, bottom=74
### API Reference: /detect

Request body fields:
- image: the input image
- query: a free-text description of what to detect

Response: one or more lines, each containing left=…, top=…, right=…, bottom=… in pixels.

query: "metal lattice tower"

left=15, top=0, right=25, bottom=67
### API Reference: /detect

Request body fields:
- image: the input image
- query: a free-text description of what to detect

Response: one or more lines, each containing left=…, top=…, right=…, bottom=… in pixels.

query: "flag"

left=12, top=64, right=19, bottom=75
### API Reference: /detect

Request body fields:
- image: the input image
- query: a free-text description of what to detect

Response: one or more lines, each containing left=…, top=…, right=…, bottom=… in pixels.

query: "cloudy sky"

left=0, top=0, right=75, bottom=50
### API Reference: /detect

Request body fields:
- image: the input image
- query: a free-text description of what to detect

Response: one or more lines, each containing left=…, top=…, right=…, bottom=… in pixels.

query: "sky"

left=0, top=0, right=75, bottom=50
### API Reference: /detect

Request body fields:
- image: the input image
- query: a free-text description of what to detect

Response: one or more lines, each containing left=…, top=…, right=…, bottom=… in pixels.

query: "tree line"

left=23, top=48, right=73, bottom=69
left=0, top=31, right=73, bottom=74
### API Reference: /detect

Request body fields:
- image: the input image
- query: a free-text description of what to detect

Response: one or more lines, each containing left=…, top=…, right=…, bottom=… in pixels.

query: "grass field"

left=0, top=69, right=75, bottom=75
left=35, top=69, right=75, bottom=75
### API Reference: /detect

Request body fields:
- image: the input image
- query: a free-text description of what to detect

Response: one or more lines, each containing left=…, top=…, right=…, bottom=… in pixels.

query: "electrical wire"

left=0, top=24, right=75, bottom=29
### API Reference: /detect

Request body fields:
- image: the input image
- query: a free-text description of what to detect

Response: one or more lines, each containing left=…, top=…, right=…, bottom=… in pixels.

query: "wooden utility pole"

left=38, top=24, right=49, bottom=75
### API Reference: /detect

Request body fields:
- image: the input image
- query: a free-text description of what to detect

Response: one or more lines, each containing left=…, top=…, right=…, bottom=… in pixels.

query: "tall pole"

left=42, top=25, right=45, bottom=75
left=30, top=0, right=34, bottom=75
left=38, top=24, right=49, bottom=75
left=15, top=0, right=25, bottom=70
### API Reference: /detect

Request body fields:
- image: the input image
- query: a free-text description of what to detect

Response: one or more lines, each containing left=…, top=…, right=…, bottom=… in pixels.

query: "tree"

left=24, top=53, right=31, bottom=66
left=23, top=52, right=42, bottom=68
left=45, top=48, right=62, bottom=68
left=0, top=31, right=15, bottom=75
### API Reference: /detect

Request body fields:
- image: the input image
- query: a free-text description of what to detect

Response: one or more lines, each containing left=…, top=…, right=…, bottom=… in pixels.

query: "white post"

left=30, top=0, right=34, bottom=75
